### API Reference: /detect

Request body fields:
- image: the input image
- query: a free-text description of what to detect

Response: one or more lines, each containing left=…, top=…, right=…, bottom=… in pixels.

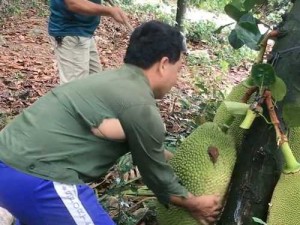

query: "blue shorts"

left=0, top=161, right=115, bottom=225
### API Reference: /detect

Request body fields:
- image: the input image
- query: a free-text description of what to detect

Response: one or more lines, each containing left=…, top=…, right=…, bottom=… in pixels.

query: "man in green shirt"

left=0, top=20, right=221, bottom=225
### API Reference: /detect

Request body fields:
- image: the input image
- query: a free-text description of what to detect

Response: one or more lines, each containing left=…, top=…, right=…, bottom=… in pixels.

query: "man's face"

left=156, top=54, right=184, bottom=99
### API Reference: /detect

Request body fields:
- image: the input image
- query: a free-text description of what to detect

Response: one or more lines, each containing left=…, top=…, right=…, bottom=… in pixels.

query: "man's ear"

left=158, top=56, right=170, bottom=75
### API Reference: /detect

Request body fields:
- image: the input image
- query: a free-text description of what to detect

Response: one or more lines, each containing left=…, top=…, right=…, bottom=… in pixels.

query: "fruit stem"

left=264, top=90, right=300, bottom=174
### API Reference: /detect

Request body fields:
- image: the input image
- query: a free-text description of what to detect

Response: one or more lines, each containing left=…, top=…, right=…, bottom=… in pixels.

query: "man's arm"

left=163, top=150, right=221, bottom=224
left=64, top=0, right=128, bottom=24
left=119, top=105, right=222, bottom=224
left=164, top=149, right=174, bottom=161
left=165, top=149, right=221, bottom=224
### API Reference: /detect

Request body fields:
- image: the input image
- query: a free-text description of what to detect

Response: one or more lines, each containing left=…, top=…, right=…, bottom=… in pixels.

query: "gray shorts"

left=50, top=36, right=102, bottom=84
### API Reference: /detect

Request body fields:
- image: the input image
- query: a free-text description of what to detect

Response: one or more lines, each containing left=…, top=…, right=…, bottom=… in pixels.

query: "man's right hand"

left=108, top=6, right=129, bottom=25
left=185, top=194, right=222, bottom=225
left=170, top=193, right=222, bottom=225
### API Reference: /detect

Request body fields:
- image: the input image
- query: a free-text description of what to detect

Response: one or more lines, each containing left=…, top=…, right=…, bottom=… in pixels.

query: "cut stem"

left=280, top=142, right=300, bottom=173
left=240, top=109, right=257, bottom=129
left=222, top=87, right=258, bottom=133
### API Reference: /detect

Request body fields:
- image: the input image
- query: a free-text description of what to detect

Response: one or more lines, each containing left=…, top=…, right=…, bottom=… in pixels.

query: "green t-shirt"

left=0, top=64, right=187, bottom=204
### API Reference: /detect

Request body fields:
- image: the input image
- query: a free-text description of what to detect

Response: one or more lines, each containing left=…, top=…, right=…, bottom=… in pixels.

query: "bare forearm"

left=64, top=0, right=111, bottom=16
left=169, top=192, right=195, bottom=210
left=164, top=149, right=174, bottom=161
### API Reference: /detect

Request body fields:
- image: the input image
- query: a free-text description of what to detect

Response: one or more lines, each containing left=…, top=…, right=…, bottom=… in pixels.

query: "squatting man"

left=0, top=20, right=221, bottom=225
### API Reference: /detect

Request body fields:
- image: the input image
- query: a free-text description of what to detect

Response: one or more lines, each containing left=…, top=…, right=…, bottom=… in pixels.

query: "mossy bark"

left=218, top=1, right=300, bottom=224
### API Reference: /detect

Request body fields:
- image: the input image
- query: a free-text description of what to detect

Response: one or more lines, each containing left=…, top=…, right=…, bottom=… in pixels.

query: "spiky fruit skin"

left=213, top=83, right=251, bottom=148
left=289, top=127, right=300, bottom=160
left=266, top=127, right=300, bottom=225
left=267, top=172, right=300, bottom=225
left=156, top=122, right=236, bottom=225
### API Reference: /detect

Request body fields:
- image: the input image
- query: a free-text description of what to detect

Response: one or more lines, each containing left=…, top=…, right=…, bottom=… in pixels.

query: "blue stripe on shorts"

left=0, top=161, right=115, bottom=225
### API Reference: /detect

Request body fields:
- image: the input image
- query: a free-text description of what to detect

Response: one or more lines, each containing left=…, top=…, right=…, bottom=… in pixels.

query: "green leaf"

left=224, top=101, right=250, bottom=115
left=269, top=76, right=287, bottom=101
left=251, top=63, right=276, bottom=86
left=228, top=29, right=244, bottom=49
left=235, top=13, right=262, bottom=50
left=236, top=23, right=261, bottom=50
left=243, top=77, right=256, bottom=87
left=252, top=217, right=267, bottom=225
left=239, top=12, right=257, bottom=27
left=283, top=104, right=300, bottom=127
left=231, top=0, right=244, bottom=10
left=224, top=4, right=247, bottom=21
left=244, top=0, right=256, bottom=11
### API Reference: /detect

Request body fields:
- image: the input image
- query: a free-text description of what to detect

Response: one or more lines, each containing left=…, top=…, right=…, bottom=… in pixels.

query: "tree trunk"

left=175, top=0, right=187, bottom=31
left=218, top=1, right=300, bottom=224
left=218, top=116, right=283, bottom=224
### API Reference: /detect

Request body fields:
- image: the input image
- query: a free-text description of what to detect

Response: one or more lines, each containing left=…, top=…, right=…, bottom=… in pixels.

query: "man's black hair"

left=124, top=20, right=186, bottom=69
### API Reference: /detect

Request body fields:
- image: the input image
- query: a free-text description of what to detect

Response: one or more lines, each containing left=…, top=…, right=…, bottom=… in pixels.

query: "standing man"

left=49, top=0, right=130, bottom=84
left=0, top=21, right=221, bottom=225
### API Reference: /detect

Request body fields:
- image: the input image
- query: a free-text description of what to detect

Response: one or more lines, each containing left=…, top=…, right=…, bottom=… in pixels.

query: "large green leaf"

left=239, top=12, right=257, bottom=28
left=224, top=4, right=247, bottom=21
left=224, top=101, right=250, bottom=115
left=235, top=13, right=262, bottom=50
left=251, top=63, right=276, bottom=86
left=283, top=104, right=300, bottom=127
left=228, top=29, right=244, bottom=49
left=269, top=76, right=287, bottom=101
left=244, top=0, right=257, bottom=11
left=231, top=0, right=244, bottom=10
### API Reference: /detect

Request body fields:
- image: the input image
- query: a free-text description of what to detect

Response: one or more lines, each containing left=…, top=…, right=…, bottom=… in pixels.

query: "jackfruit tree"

left=217, top=0, right=300, bottom=224
left=157, top=0, right=300, bottom=224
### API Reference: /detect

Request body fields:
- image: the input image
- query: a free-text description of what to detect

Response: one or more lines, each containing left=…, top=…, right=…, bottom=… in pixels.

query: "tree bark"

left=175, top=0, right=187, bottom=31
left=218, top=1, right=300, bottom=223
left=218, top=116, right=283, bottom=224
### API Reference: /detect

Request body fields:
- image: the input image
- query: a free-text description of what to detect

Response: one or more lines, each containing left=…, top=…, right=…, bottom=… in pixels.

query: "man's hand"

left=186, top=195, right=222, bottom=225
left=170, top=193, right=222, bottom=225
left=107, top=6, right=129, bottom=25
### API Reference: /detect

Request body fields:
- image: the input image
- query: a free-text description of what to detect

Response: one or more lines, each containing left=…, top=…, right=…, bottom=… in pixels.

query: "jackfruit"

left=213, top=83, right=253, bottom=148
left=267, top=172, right=300, bottom=225
left=289, top=127, right=300, bottom=160
left=156, top=122, right=236, bottom=225
left=267, top=121, right=300, bottom=225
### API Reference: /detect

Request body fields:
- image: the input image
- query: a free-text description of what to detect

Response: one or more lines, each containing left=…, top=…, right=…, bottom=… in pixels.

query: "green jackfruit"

left=266, top=127, right=300, bottom=225
left=213, top=83, right=253, bottom=148
left=267, top=172, right=300, bottom=225
left=156, top=122, right=236, bottom=225
left=289, top=127, right=300, bottom=160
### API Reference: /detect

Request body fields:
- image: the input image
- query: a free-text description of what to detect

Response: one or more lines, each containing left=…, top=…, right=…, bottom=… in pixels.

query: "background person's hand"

left=186, top=194, right=222, bottom=225
left=108, top=6, right=129, bottom=25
